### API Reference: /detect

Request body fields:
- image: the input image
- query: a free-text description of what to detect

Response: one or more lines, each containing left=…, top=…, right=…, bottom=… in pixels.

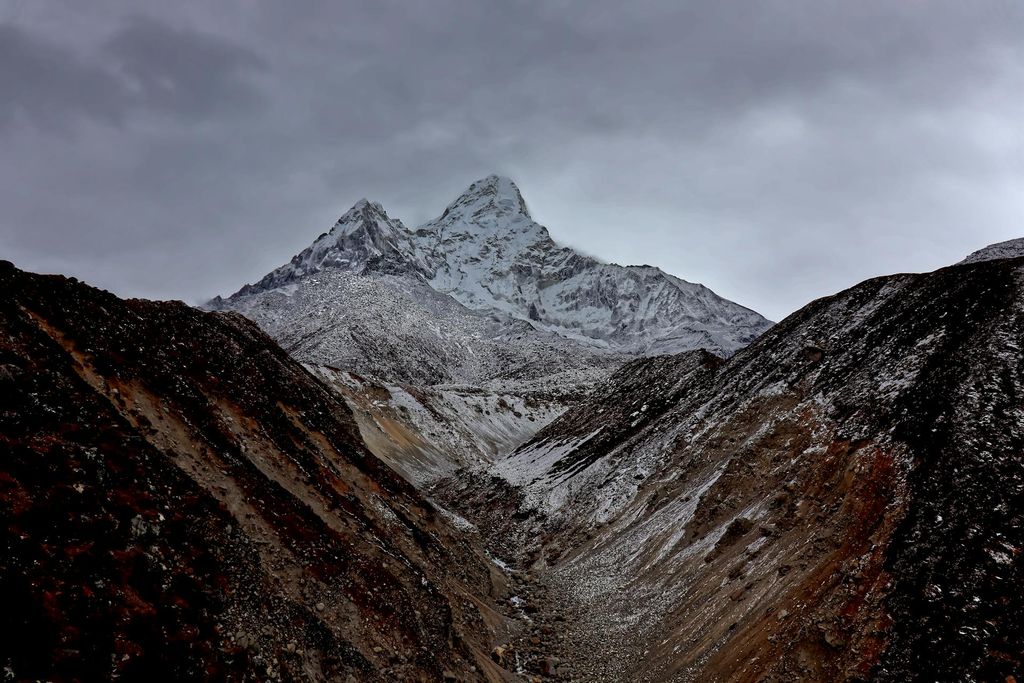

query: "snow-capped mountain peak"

left=218, top=175, right=773, bottom=358
left=420, top=174, right=546, bottom=253
left=436, top=174, right=531, bottom=224
left=330, top=198, right=401, bottom=239
left=337, top=197, right=386, bottom=222
left=230, top=197, right=419, bottom=296
left=411, top=176, right=771, bottom=355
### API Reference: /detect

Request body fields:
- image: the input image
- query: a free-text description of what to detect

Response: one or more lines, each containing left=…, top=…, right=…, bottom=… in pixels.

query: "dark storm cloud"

left=0, top=23, right=127, bottom=130
left=1, top=1, right=1022, bottom=319
left=102, top=16, right=267, bottom=119
left=0, top=14, right=265, bottom=132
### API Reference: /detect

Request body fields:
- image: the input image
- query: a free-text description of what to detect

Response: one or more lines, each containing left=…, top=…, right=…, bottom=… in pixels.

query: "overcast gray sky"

left=2, top=1, right=1022, bottom=321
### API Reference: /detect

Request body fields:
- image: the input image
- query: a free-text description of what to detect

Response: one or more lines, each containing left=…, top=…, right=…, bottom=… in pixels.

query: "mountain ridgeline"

left=211, top=175, right=772, bottom=384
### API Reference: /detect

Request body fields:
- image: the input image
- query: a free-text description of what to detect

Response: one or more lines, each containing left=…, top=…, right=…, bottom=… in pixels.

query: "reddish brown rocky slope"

left=0, top=261, right=514, bottom=682
left=441, top=256, right=1024, bottom=682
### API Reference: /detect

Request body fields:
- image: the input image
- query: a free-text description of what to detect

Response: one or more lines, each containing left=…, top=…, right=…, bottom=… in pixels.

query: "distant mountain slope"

left=0, top=261, right=513, bottom=682
left=961, top=236, right=1024, bottom=264
left=443, top=256, right=1024, bottom=682
left=214, top=175, right=772, bottom=368
left=213, top=267, right=624, bottom=388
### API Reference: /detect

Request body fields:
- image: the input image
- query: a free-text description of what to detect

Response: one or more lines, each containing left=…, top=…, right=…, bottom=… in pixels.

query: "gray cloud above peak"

left=102, top=16, right=267, bottom=119
left=0, top=23, right=127, bottom=130
left=0, top=15, right=266, bottom=132
left=1, top=1, right=1022, bottom=320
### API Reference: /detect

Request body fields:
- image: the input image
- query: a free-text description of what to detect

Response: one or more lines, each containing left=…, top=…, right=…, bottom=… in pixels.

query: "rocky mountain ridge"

left=214, top=175, right=772, bottom=363
left=0, top=261, right=519, bottom=682
left=213, top=268, right=624, bottom=389
left=438, top=255, right=1024, bottom=681
left=961, top=236, right=1024, bottom=264
left=7, top=227, right=1024, bottom=682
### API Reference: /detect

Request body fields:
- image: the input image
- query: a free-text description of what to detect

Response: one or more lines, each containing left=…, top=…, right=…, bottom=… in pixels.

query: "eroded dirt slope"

left=311, top=367, right=574, bottom=486
left=0, top=261, right=517, bottom=682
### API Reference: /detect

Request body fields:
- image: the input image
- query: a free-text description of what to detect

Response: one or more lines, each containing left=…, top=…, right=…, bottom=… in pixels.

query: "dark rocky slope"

left=0, top=261, right=515, bottom=682
left=442, top=257, right=1024, bottom=682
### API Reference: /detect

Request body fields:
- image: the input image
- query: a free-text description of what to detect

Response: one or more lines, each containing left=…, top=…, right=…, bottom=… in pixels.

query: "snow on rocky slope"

left=960, top=236, right=1024, bottom=264
left=211, top=266, right=619, bottom=481
left=440, top=256, right=1024, bottom=682
left=411, top=175, right=771, bottom=356
left=230, top=199, right=426, bottom=295
left=209, top=175, right=770, bottom=481
left=212, top=174, right=772, bottom=369
left=310, top=367, right=572, bottom=486
left=213, top=267, right=621, bottom=388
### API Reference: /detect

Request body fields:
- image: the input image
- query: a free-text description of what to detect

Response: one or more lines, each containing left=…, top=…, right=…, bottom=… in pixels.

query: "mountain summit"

left=231, top=198, right=421, bottom=297
left=217, top=175, right=772, bottom=362
left=435, top=174, right=532, bottom=225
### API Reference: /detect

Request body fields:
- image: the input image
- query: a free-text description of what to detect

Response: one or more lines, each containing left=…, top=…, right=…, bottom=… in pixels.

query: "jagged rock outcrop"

left=442, top=256, right=1024, bottom=682
left=222, top=199, right=424, bottom=297
left=0, top=261, right=515, bottom=682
